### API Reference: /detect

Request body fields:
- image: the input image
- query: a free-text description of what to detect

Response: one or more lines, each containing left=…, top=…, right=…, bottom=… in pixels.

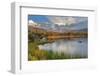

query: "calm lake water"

left=38, top=38, right=88, bottom=58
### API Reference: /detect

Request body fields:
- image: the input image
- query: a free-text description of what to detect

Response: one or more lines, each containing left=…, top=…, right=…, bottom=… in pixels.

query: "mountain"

left=28, top=20, right=88, bottom=33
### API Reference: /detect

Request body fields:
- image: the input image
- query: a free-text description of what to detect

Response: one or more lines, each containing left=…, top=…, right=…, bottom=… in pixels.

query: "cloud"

left=47, top=16, right=77, bottom=26
left=28, top=20, right=37, bottom=25
left=65, top=17, right=76, bottom=25
left=47, top=16, right=87, bottom=26
left=28, top=20, right=34, bottom=24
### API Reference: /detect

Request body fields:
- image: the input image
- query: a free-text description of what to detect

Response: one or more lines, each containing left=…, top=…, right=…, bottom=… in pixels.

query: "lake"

left=38, top=38, right=88, bottom=58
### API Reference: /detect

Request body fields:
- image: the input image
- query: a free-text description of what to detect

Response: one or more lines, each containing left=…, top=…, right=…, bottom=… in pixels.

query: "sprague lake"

left=38, top=38, right=88, bottom=58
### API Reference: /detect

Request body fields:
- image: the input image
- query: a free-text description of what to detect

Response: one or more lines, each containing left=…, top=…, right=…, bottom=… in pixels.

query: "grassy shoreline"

left=28, top=41, right=87, bottom=61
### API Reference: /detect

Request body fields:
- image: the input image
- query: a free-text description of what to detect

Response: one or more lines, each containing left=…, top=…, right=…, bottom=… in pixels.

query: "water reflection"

left=38, top=38, right=88, bottom=58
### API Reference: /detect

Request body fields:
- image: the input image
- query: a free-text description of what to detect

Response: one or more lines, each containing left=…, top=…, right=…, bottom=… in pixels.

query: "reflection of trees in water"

left=28, top=26, right=88, bottom=61
left=28, top=26, right=87, bottom=43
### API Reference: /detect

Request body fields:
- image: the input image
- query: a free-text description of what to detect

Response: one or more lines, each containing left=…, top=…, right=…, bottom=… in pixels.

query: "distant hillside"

left=28, top=20, right=88, bottom=33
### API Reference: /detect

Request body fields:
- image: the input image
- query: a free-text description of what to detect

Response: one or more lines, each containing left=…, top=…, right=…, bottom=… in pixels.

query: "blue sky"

left=28, top=15, right=88, bottom=30
left=28, top=15, right=87, bottom=25
left=28, top=15, right=50, bottom=23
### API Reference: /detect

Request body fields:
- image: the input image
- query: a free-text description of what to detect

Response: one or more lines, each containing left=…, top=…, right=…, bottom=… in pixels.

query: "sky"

left=28, top=15, right=88, bottom=31
left=28, top=15, right=50, bottom=23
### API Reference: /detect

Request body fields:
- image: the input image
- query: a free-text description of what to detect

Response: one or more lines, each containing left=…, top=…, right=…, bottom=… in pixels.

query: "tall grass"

left=28, top=31, right=87, bottom=61
left=28, top=41, right=85, bottom=61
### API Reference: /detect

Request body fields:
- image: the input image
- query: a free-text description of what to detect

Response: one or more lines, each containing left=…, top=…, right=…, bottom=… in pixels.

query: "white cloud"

left=29, top=20, right=33, bottom=24
left=65, top=17, right=76, bottom=25
left=28, top=20, right=37, bottom=25
left=55, top=22, right=66, bottom=26
left=47, top=16, right=77, bottom=26
left=47, top=16, right=87, bottom=26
